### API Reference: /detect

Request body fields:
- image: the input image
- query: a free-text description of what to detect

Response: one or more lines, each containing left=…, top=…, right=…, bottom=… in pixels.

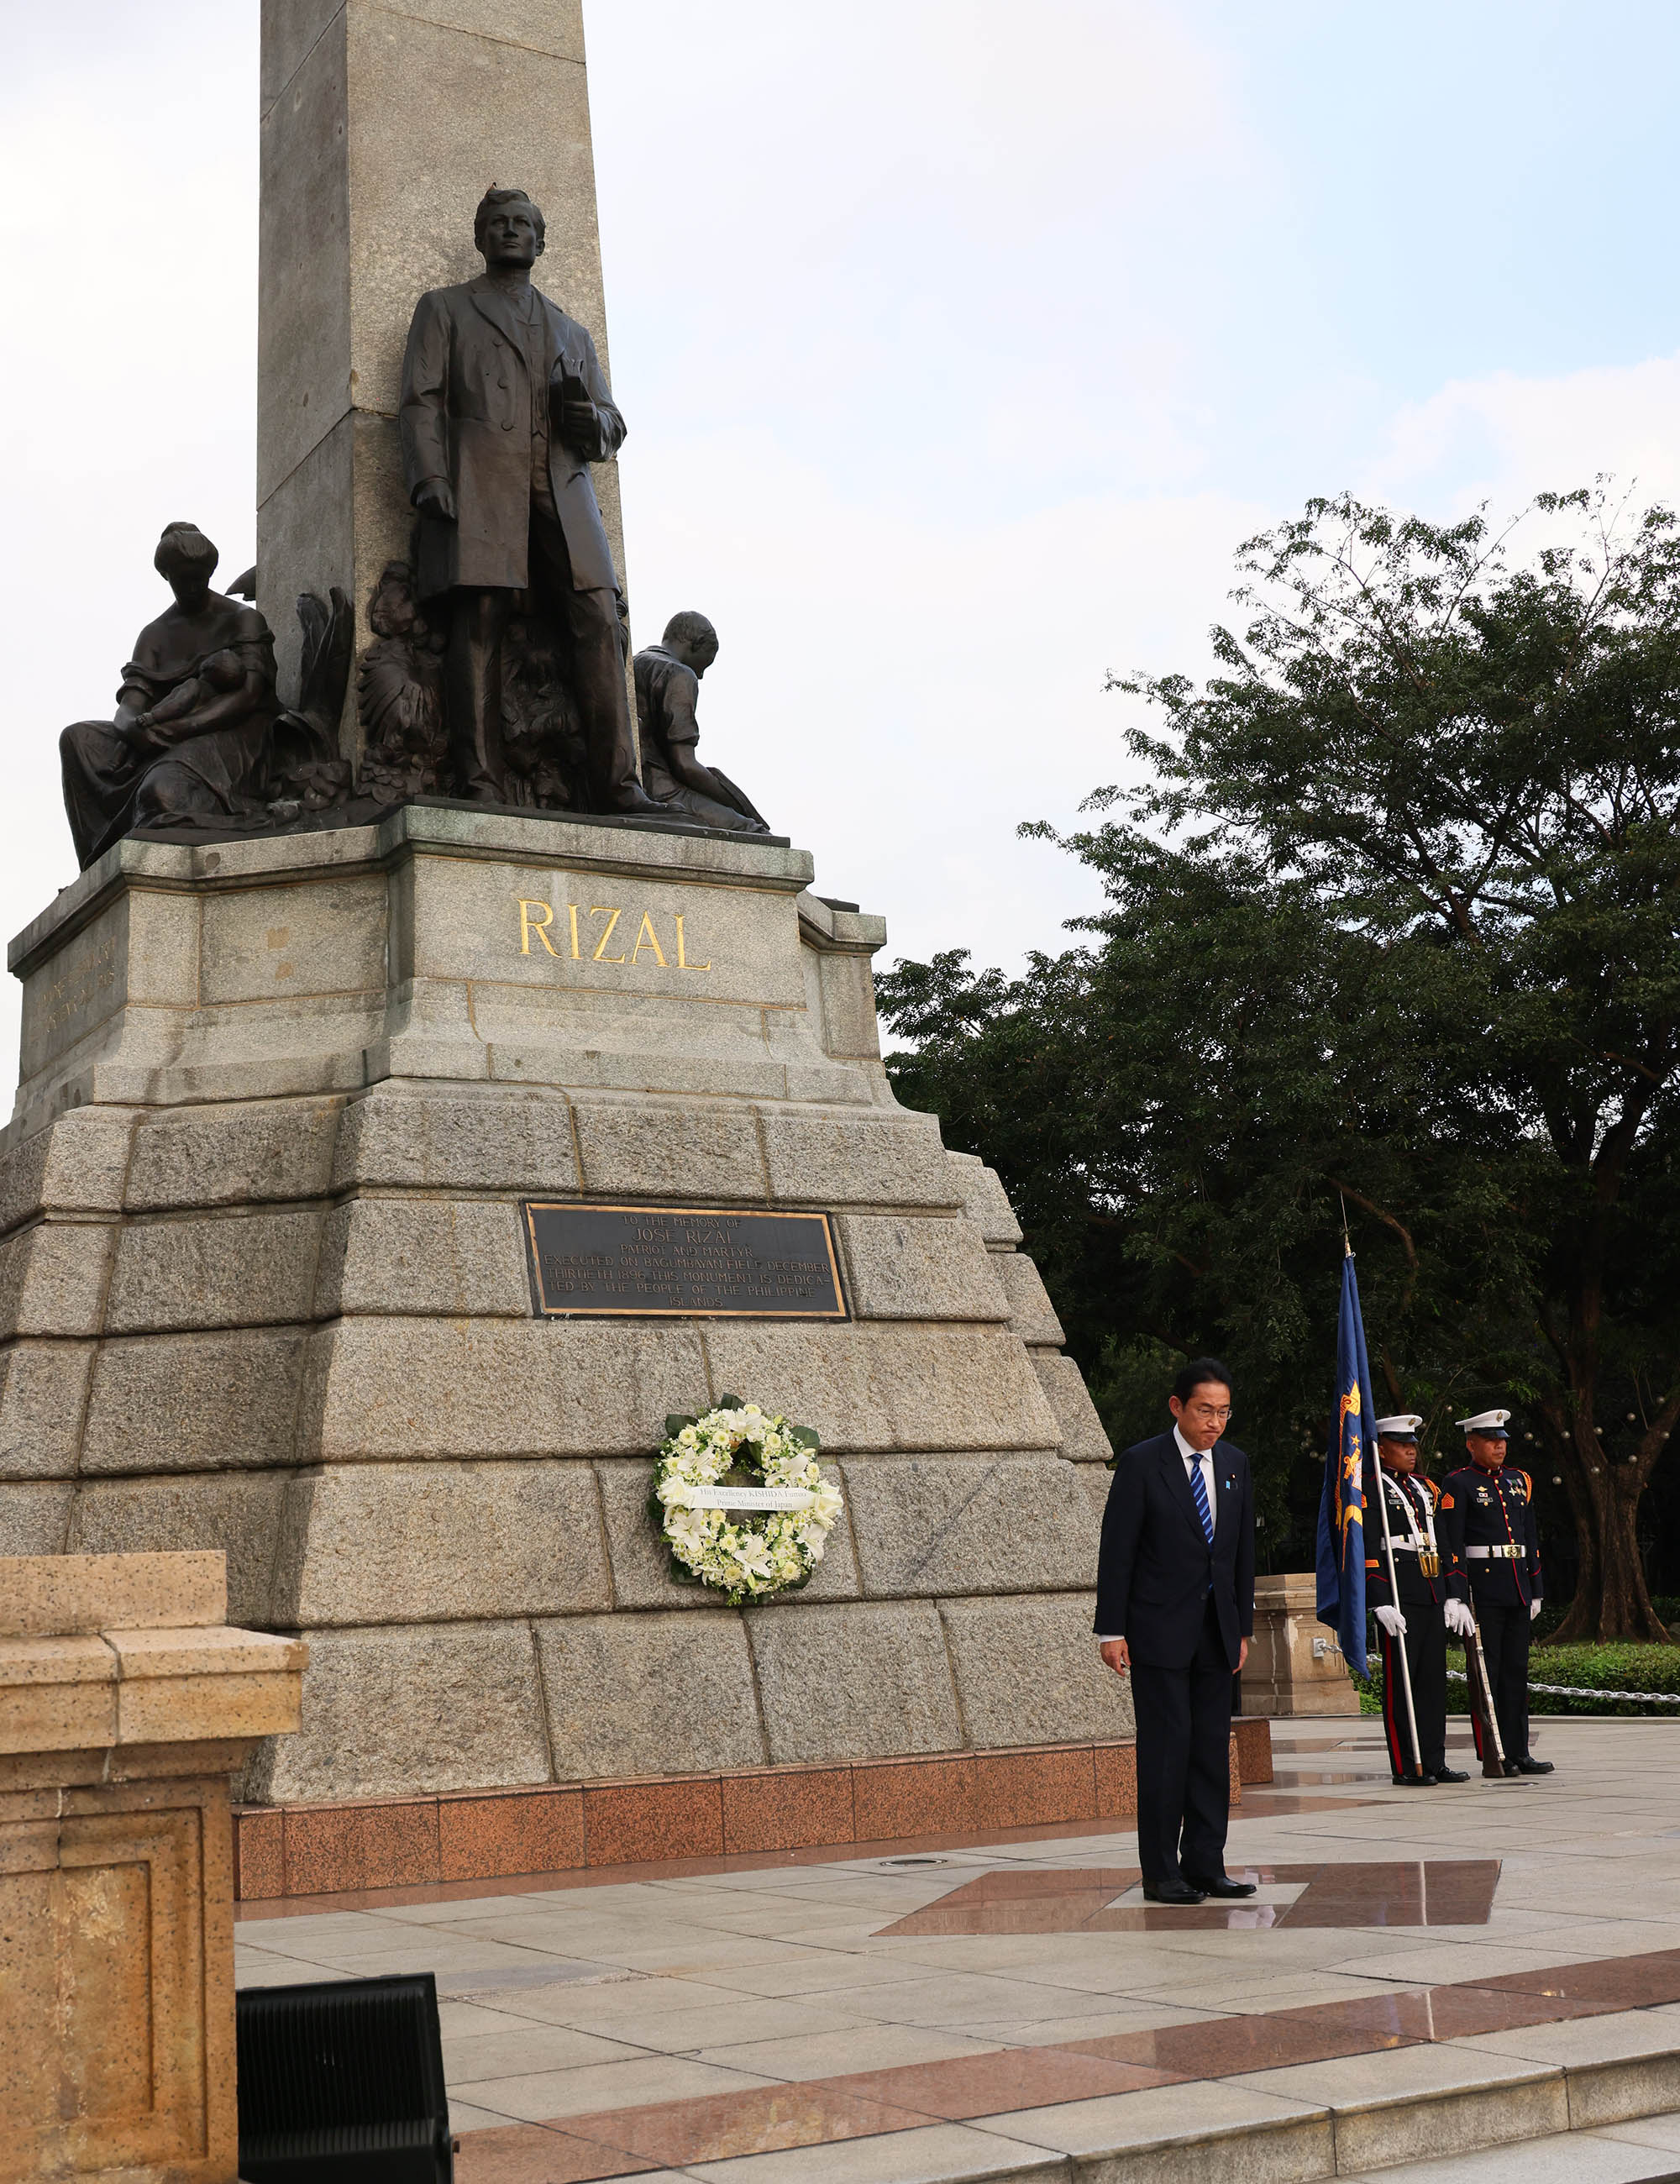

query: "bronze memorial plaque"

left=522, top=1203, right=848, bottom=1319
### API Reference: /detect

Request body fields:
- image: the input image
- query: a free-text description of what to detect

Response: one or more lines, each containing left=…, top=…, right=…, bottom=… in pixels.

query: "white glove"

left=1530, top=1599, right=1542, bottom=1622
left=1374, top=1605, right=1407, bottom=1637
left=1443, top=1598, right=1476, bottom=1639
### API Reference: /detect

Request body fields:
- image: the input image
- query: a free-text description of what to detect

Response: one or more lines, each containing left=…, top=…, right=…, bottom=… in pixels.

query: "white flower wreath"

left=653, top=1397, right=843, bottom=1607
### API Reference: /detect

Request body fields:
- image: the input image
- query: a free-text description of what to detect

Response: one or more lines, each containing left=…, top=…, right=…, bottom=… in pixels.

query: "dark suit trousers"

left=1378, top=1609, right=1447, bottom=1777
left=445, top=501, right=635, bottom=808
left=1470, top=1602, right=1531, bottom=1762
left=1131, top=1594, right=1233, bottom=1885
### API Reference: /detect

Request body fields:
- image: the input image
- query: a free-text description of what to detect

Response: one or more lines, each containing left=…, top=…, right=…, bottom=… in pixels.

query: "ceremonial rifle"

left=1373, top=1458, right=1425, bottom=1779
left=1462, top=1612, right=1507, bottom=1777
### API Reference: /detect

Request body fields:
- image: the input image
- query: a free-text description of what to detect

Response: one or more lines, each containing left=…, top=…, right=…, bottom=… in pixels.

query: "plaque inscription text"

left=522, top=1203, right=848, bottom=1319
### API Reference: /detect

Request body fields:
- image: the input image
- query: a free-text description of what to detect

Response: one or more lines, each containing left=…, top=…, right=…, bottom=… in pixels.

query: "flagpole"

left=1344, top=1227, right=1424, bottom=1780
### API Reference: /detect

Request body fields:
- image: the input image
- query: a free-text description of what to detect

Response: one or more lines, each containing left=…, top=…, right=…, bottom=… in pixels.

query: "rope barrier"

left=1444, top=1667, right=1680, bottom=1704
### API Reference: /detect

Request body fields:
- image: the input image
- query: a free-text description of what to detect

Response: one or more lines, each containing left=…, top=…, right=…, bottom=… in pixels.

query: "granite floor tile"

left=1441, top=2003, right=1680, bottom=2066
left=822, top=2046, right=1184, bottom=2117
left=450, top=2098, right=535, bottom=2134
left=837, top=1973, right=1110, bottom=2028
left=700, top=1956, right=938, bottom=1999
left=684, top=2119, right=1067, bottom=2184
left=1334, top=2132, right=1680, bottom=2184
left=453, top=2122, right=663, bottom=2182
left=443, top=2025, right=651, bottom=2080
left=689, top=2026, right=1008, bottom=2082
left=1221, top=2039, right=1563, bottom=2113
left=440, top=1999, right=541, bottom=2040
left=512, top=1978, right=774, bottom=2029
left=969, top=2075, right=1330, bottom=2159
left=1601, top=2113, right=1680, bottom=2152
left=1478, top=1950, right=1680, bottom=2008
left=454, top=2056, right=779, bottom=2124
left=609, top=1997, right=878, bottom=2056
left=560, top=2083, right=939, bottom=2166
left=234, top=1947, right=353, bottom=1987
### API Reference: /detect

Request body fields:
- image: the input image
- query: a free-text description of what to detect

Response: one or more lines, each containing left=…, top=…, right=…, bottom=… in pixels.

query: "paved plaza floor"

left=235, top=1719, right=1680, bottom=2181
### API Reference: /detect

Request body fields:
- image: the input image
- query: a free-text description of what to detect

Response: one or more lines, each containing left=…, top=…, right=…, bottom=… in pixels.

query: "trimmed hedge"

left=1352, top=1638, right=1680, bottom=1718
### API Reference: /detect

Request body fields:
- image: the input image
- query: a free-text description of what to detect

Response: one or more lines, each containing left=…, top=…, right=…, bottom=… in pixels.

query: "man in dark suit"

left=1096, top=1358, right=1257, bottom=1904
left=399, top=186, right=662, bottom=814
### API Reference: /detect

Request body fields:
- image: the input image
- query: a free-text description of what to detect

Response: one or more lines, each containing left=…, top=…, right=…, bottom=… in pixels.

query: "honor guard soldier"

left=1438, top=1410, right=1554, bottom=1777
left=1367, top=1416, right=1469, bottom=1787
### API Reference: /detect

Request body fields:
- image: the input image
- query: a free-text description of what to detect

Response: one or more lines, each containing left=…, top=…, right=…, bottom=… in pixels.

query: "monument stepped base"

left=233, top=1725, right=1275, bottom=1902
left=3, top=809, right=1125, bottom=1811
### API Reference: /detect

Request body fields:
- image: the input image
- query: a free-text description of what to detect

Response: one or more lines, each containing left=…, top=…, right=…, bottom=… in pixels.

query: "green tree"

left=881, top=488, right=1680, bottom=1638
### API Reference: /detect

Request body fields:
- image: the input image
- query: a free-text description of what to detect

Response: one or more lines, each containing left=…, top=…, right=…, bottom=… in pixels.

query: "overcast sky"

left=6, top=1, right=1680, bottom=1082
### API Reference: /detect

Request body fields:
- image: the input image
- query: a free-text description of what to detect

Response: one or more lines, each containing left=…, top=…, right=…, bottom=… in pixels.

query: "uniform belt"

left=1467, top=1545, right=1524, bottom=1560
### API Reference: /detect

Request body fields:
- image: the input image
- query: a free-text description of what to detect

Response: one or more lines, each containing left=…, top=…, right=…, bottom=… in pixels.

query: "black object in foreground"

left=237, top=1973, right=453, bottom=2184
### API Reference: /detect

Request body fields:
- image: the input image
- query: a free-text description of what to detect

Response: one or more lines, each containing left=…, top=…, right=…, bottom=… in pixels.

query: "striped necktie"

left=1190, top=1457, right=1214, bottom=1548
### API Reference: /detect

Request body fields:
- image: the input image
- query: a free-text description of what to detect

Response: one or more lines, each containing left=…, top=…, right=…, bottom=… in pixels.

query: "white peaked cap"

left=1455, top=1408, right=1511, bottom=1432
left=1375, top=1415, right=1423, bottom=1436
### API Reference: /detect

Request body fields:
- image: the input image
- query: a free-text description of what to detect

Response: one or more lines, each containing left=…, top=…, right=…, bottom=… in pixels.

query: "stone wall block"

left=814, top=951, right=881, bottom=1063
left=104, top=1209, right=325, bottom=1334
left=840, top=1454, right=1098, bottom=1598
left=331, top=1089, right=580, bottom=1192
left=939, top=1592, right=1134, bottom=1745
left=309, top=1319, right=709, bottom=1458
left=316, top=1199, right=529, bottom=1318
left=0, top=1342, right=95, bottom=1479
left=66, top=1473, right=288, bottom=1628
left=197, top=873, right=388, bottom=1007
left=0, top=1480, right=73, bottom=1556
left=0, top=1222, right=116, bottom=1341
left=0, top=1106, right=136, bottom=1238
left=273, top=1459, right=611, bottom=1625
left=836, top=1214, right=1007, bottom=1323
left=571, top=1095, right=768, bottom=1200
left=594, top=1457, right=858, bottom=1609
left=993, top=1252, right=1065, bottom=1347
left=125, top=1096, right=342, bottom=1210
left=947, top=1151, right=1024, bottom=1245
left=1032, top=1352, right=1114, bottom=1461
left=758, top=1110, right=958, bottom=1208
left=535, top=1610, right=766, bottom=1778
left=81, top=1328, right=310, bottom=1474
left=699, top=1325, right=1060, bottom=1452
left=253, top=1621, right=552, bottom=1801
left=746, top=1599, right=962, bottom=1763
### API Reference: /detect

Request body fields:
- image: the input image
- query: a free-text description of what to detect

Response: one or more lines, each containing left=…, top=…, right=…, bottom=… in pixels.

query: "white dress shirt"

left=1097, top=1425, right=1219, bottom=1644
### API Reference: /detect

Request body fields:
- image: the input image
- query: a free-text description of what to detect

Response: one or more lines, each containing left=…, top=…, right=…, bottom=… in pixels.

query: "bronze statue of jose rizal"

left=400, top=186, right=659, bottom=812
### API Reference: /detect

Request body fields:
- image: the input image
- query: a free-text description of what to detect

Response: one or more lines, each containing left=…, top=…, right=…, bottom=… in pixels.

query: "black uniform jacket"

left=1438, top=1462, right=1542, bottom=1609
left=1365, top=1469, right=1446, bottom=1610
left=1095, top=1431, right=1256, bottom=1672
left=400, top=274, right=626, bottom=600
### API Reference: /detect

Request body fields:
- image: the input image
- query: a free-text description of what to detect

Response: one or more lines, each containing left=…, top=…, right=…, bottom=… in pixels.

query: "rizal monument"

left=0, top=1, right=1125, bottom=1891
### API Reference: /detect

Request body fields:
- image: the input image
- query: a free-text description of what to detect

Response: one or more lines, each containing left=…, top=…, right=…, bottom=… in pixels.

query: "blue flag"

left=1315, top=1247, right=1377, bottom=1677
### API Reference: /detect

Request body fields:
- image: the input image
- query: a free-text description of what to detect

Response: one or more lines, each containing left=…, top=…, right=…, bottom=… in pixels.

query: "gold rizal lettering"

left=516, top=898, right=711, bottom=971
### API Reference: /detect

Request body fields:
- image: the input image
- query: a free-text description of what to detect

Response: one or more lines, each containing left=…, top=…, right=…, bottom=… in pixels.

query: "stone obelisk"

left=257, top=0, right=629, bottom=750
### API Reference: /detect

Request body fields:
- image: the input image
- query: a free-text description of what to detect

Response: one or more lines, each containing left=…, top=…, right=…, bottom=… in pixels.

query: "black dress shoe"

left=1184, top=1873, right=1257, bottom=1898
left=1513, top=1756, right=1555, bottom=1774
left=1392, top=1772, right=1437, bottom=1786
left=1502, top=1759, right=1523, bottom=1776
left=1431, top=1768, right=1470, bottom=1783
left=1142, top=1880, right=1207, bottom=1905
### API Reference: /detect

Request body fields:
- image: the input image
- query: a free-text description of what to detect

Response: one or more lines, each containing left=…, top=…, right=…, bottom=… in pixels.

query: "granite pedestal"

left=2, top=813, right=1121, bottom=1830
left=0, top=1551, right=303, bottom=2184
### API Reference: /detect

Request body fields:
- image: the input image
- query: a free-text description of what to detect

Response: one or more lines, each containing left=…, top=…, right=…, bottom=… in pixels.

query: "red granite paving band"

left=234, top=1728, right=1277, bottom=1903
left=453, top=1941, right=1680, bottom=2184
